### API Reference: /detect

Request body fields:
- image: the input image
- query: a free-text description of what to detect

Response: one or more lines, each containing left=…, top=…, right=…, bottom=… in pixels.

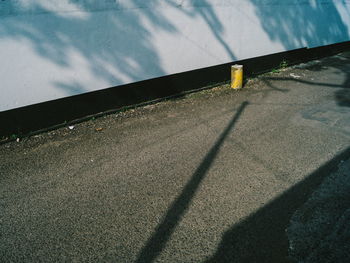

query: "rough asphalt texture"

left=287, top=158, right=350, bottom=263
left=1, top=54, right=350, bottom=263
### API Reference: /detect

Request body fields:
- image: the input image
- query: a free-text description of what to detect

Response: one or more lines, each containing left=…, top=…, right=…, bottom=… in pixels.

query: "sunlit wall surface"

left=1, top=0, right=350, bottom=111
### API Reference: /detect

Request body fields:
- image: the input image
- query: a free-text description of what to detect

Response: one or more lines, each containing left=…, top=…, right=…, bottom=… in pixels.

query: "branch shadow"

left=261, top=54, right=350, bottom=108
left=135, top=101, right=249, bottom=263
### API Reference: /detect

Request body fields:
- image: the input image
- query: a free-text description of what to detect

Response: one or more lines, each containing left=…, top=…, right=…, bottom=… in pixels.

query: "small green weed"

left=270, top=60, right=289, bottom=74
left=280, top=60, right=289, bottom=69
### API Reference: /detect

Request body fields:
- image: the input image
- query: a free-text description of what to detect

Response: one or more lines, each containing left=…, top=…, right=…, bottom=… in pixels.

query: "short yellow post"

left=231, top=65, right=243, bottom=89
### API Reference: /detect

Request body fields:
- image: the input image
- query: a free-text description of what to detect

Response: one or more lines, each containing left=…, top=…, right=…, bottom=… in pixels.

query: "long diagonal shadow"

left=135, top=101, right=249, bottom=263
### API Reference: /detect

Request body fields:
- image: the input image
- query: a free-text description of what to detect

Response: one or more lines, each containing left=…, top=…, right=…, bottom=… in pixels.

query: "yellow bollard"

left=231, top=65, right=243, bottom=89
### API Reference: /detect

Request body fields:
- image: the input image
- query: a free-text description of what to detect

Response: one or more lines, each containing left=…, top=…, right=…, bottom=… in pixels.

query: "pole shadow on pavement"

left=135, top=101, right=249, bottom=263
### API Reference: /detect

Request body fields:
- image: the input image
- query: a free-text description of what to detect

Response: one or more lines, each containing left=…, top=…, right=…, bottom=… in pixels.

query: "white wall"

left=1, top=0, right=350, bottom=111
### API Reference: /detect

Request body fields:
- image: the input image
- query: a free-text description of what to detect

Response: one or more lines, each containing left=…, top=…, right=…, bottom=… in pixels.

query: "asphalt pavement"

left=1, top=54, right=350, bottom=262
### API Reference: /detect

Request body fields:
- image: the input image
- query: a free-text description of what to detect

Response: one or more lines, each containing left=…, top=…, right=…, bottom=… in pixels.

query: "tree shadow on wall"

left=249, top=0, right=349, bottom=50
left=0, top=0, right=234, bottom=96
left=1, top=0, right=348, bottom=98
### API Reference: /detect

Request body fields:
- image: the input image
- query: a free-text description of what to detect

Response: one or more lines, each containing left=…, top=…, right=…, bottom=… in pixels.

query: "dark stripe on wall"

left=1, top=41, right=350, bottom=138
